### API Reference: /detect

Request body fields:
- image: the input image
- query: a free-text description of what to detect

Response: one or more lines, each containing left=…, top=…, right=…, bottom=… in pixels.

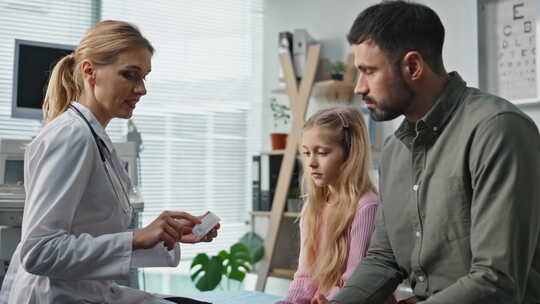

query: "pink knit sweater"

left=277, top=192, right=397, bottom=304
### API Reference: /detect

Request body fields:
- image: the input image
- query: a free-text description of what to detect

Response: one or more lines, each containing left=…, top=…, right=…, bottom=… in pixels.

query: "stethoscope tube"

left=69, top=104, right=133, bottom=216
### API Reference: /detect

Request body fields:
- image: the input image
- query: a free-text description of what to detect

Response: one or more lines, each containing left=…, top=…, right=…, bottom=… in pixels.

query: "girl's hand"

left=133, top=211, right=201, bottom=250
left=311, top=294, right=332, bottom=304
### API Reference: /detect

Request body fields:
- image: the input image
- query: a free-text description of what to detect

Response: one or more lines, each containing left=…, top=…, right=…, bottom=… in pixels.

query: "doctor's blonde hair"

left=300, top=107, right=376, bottom=296
left=42, top=20, right=153, bottom=122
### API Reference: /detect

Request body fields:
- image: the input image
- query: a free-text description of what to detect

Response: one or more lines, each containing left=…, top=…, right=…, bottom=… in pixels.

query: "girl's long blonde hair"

left=300, top=106, right=376, bottom=295
left=42, top=20, right=153, bottom=122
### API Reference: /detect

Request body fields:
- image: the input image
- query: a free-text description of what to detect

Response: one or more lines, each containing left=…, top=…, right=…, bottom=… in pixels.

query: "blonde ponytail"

left=42, top=53, right=79, bottom=122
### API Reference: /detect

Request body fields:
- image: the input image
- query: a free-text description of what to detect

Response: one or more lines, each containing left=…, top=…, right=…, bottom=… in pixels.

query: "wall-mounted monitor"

left=11, top=39, right=75, bottom=120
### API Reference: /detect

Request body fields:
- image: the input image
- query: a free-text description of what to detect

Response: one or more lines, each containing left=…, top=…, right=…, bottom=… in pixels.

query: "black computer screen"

left=12, top=40, right=74, bottom=119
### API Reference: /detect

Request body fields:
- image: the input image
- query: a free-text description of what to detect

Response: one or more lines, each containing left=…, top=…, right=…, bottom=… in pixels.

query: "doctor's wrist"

left=132, top=230, right=142, bottom=250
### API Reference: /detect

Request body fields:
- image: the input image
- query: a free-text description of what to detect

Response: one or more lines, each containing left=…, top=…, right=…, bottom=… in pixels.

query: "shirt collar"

left=70, top=101, right=115, bottom=153
left=395, top=71, right=467, bottom=145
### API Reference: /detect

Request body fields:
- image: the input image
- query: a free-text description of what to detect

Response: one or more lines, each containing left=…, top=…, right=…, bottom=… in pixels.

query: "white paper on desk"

left=130, top=242, right=181, bottom=268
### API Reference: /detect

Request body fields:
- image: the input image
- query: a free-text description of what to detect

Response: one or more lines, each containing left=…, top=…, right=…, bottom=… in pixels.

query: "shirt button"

left=415, top=231, right=421, bottom=237
left=418, top=276, right=425, bottom=282
left=433, top=126, right=438, bottom=132
left=413, top=184, right=419, bottom=191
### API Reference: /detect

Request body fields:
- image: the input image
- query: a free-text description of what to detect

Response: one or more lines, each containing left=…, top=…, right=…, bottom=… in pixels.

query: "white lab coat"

left=0, top=102, right=179, bottom=304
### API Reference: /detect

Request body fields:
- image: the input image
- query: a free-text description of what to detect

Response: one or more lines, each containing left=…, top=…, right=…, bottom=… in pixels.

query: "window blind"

left=100, top=0, right=263, bottom=260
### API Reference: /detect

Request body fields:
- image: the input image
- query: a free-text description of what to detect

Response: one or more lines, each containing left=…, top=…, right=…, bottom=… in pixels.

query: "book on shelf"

left=252, top=155, right=261, bottom=212
left=252, top=153, right=302, bottom=212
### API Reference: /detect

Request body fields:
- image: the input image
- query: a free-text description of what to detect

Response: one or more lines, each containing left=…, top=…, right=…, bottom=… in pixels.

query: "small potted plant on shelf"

left=270, top=97, right=291, bottom=150
left=328, top=60, right=347, bottom=81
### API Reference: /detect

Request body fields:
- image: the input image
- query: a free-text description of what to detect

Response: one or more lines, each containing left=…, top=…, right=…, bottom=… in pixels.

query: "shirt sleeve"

left=276, top=218, right=317, bottom=304
left=19, top=121, right=133, bottom=280
left=421, top=113, right=540, bottom=303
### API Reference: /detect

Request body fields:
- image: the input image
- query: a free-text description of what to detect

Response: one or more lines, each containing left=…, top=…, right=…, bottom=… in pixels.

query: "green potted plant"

left=190, top=232, right=264, bottom=291
left=269, top=97, right=291, bottom=150
left=328, top=60, right=347, bottom=81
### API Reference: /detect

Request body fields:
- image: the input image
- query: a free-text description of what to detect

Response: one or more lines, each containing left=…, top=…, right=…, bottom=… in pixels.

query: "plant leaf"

left=221, top=243, right=252, bottom=282
left=239, top=232, right=265, bottom=264
left=218, top=249, right=230, bottom=261
left=190, top=253, right=223, bottom=291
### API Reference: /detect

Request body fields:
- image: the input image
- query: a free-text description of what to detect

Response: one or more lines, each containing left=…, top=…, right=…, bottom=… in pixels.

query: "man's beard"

left=365, top=71, right=414, bottom=122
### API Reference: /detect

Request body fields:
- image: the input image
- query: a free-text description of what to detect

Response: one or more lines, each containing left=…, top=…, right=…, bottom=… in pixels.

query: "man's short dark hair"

left=347, top=0, right=445, bottom=75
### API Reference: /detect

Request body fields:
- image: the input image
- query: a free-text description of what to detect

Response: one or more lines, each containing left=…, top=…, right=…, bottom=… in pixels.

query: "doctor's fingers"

left=161, top=219, right=183, bottom=240
left=148, top=221, right=179, bottom=249
left=202, top=233, right=216, bottom=242
left=207, top=226, right=219, bottom=238
left=166, top=217, right=187, bottom=238
left=200, top=227, right=219, bottom=242
left=160, top=231, right=177, bottom=250
left=163, top=211, right=201, bottom=225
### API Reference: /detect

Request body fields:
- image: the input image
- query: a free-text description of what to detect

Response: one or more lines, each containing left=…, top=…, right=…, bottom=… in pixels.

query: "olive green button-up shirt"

left=334, top=72, right=540, bottom=304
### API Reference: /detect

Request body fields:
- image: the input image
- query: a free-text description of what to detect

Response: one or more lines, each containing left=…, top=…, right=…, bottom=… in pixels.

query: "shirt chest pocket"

left=423, top=176, right=471, bottom=241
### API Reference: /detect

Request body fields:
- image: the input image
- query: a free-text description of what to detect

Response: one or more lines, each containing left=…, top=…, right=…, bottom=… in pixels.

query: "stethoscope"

left=69, top=104, right=133, bottom=218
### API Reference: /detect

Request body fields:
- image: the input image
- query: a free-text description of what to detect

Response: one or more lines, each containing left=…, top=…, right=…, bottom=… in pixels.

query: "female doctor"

left=0, top=20, right=218, bottom=304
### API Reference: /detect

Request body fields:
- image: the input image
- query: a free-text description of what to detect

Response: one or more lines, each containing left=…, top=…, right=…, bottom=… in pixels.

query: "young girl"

left=278, top=107, right=395, bottom=304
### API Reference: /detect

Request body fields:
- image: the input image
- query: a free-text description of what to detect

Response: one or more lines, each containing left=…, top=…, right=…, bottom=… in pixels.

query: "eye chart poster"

left=479, top=0, right=537, bottom=102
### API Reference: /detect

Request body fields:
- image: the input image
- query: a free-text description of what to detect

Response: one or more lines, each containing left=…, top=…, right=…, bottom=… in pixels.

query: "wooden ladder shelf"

left=255, top=44, right=321, bottom=291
